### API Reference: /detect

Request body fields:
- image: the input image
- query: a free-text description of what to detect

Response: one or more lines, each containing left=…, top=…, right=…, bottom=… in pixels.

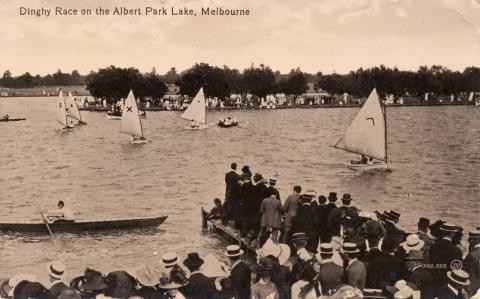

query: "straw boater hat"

left=447, top=269, right=470, bottom=286
left=135, top=265, right=160, bottom=287
left=224, top=245, right=244, bottom=257
left=319, top=243, right=334, bottom=255
left=256, top=239, right=291, bottom=266
left=401, top=234, right=425, bottom=253
left=468, top=230, right=480, bottom=240
left=385, top=210, right=401, bottom=223
left=291, top=232, right=308, bottom=242
left=47, top=260, right=66, bottom=279
left=161, top=252, right=179, bottom=268
left=440, top=222, right=458, bottom=233
left=342, top=242, right=360, bottom=254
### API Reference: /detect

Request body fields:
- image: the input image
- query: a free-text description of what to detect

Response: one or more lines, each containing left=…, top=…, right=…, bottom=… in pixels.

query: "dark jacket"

left=292, top=203, right=319, bottom=253
left=406, top=266, right=434, bottom=299
left=319, top=261, right=344, bottom=295
left=429, top=238, right=463, bottom=289
left=436, top=285, right=468, bottom=299
left=182, top=272, right=216, bottom=299
left=463, top=247, right=480, bottom=296
left=222, top=261, right=251, bottom=299
left=225, top=170, right=240, bottom=200
left=383, top=221, right=406, bottom=249
left=366, top=252, right=406, bottom=289
left=267, top=186, right=280, bottom=200
left=46, top=281, right=68, bottom=299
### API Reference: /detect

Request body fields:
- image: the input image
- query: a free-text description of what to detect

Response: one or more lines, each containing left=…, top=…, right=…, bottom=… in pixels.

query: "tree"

left=143, top=72, right=168, bottom=100
left=177, top=63, right=234, bottom=98
left=278, top=68, right=308, bottom=95
left=1, top=70, right=15, bottom=87
left=163, top=67, right=179, bottom=84
left=241, top=64, right=277, bottom=97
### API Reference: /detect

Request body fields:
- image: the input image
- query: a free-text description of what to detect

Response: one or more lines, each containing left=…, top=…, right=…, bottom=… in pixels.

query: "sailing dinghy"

left=181, top=87, right=208, bottom=129
left=56, top=91, right=75, bottom=129
left=66, top=92, right=87, bottom=125
left=333, top=88, right=392, bottom=171
left=121, top=90, right=146, bottom=143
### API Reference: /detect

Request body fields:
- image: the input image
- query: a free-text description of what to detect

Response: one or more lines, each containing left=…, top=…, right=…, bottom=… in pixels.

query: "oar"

left=40, top=212, right=57, bottom=246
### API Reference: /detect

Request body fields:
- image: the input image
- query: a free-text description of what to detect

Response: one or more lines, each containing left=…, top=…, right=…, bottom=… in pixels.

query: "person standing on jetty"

left=224, top=162, right=240, bottom=224
left=267, top=178, right=280, bottom=200
left=282, top=185, right=301, bottom=243
left=258, top=193, right=284, bottom=245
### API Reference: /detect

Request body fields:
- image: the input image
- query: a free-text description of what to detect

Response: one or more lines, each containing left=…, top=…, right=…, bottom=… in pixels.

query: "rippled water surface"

left=0, top=97, right=479, bottom=280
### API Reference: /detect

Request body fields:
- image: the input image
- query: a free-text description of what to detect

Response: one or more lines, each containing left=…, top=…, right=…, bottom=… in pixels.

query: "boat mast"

left=384, top=99, right=388, bottom=162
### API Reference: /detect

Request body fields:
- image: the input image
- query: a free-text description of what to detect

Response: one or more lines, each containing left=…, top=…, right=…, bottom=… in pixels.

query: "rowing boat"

left=0, top=215, right=167, bottom=233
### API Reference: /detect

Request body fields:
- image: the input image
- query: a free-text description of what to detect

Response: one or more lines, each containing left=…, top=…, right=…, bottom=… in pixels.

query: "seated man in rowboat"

left=43, top=200, right=75, bottom=223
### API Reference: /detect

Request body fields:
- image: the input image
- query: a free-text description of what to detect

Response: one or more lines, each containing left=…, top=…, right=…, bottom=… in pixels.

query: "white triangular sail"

left=121, top=90, right=144, bottom=138
left=66, top=92, right=83, bottom=122
left=468, top=92, right=474, bottom=102
left=334, top=88, right=386, bottom=161
left=181, top=87, right=206, bottom=124
left=56, top=91, right=68, bottom=127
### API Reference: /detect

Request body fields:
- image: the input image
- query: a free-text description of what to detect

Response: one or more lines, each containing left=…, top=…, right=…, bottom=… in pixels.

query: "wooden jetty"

left=201, top=208, right=257, bottom=257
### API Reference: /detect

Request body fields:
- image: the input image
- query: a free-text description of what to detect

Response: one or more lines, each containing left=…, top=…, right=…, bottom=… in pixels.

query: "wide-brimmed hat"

left=401, top=234, right=425, bottom=252
left=47, top=260, right=66, bottom=279
left=342, top=242, right=360, bottom=254
left=319, top=243, right=334, bottom=255
left=342, top=193, right=352, bottom=202
left=135, top=265, right=160, bottom=287
left=161, top=252, right=179, bottom=268
left=80, top=269, right=108, bottom=291
left=224, top=245, right=244, bottom=257
left=447, top=269, right=470, bottom=286
left=386, top=280, right=416, bottom=298
left=440, top=222, right=458, bottom=233
left=256, top=239, right=290, bottom=266
left=328, top=192, right=338, bottom=201
left=158, top=266, right=189, bottom=290
left=201, top=254, right=229, bottom=278
left=291, top=232, right=308, bottom=242
left=183, top=252, right=204, bottom=270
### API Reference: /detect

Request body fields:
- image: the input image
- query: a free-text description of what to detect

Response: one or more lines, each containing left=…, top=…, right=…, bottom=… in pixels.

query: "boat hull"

left=0, top=216, right=167, bottom=233
left=346, top=162, right=392, bottom=171
left=218, top=121, right=238, bottom=128
left=0, top=118, right=26, bottom=122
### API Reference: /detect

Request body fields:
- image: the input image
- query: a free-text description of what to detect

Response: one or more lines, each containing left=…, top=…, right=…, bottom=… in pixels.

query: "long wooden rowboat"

left=0, top=118, right=27, bottom=122
left=0, top=216, right=167, bottom=233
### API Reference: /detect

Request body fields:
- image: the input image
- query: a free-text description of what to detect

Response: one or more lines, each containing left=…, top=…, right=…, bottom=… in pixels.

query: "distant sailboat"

left=333, top=88, right=392, bottom=171
left=66, top=92, right=86, bottom=125
left=121, top=90, right=146, bottom=143
left=181, top=87, right=207, bottom=129
left=56, top=91, right=75, bottom=129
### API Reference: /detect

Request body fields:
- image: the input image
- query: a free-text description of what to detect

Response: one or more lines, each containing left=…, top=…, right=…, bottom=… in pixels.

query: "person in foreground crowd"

left=218, top=245, right=251, bottom=299
left=45, top=260, right=68, bottom=299
left=181, top=253, right=216, bottom=299
left=251, top=257, right=279, bottom=299
left=343, top=242, right=367, bottom=290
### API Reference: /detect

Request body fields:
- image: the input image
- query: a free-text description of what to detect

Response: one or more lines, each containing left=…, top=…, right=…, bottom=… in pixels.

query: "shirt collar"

left=232, top=260, right=241, bottom=269
left=443, top=236, right=453, bottom=241
left=50, top=280, right=63, bottom=287
left=475, top=243, right=480, bottom=249
left=347, top=258, right=358, bottom=268
left=320, top=258, right=333, bottom=264
left=448, top=284, right=459, bottom=296
left=191, top=270, right=201, bottom=275
left=411, top=265, right=423, bottom=272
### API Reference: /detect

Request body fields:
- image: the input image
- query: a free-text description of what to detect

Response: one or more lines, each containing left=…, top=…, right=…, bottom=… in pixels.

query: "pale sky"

left=1, top=0, right=479, bottom=76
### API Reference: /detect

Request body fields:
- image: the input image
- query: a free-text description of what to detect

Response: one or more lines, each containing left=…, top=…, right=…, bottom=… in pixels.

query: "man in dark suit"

left=463, top=230, right=480, bottom=296
left=323, top=192, right=338, bottom=242
left=225, top=162, right=240, bottom=223
left=416, top=217, right=434, bottom=262
left=343, top=242, right=367, bottom=290
left=318, top=243, right=344, bottom=295
left=366, top=236, right=407, bottom=290
left=292, top=192, right=319, bottom=253
left=437, top=270, right=471, bottom=299
left=314, top=195, right=329, bottom=243
left=405, top=250, right=434, bottom=299
left=45, top=261, right=69, bottom=299
left=327, top=193, right=358, bottom=239
left=248, top=173, right=269, bottom=240
left=429, top=223, right=463, bottom=293
left=267, top=178, right=280, bottom=200
left=238, top=173, right=254, bottom=237
left=220, top=245, right=251, bottom=299
left=182, top=253, right=216, bottom=299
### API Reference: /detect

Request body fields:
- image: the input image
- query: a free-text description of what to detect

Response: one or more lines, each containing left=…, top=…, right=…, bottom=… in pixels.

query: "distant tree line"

left=2, top=64, right=479, bottom=100
left=0, top=69, right=85, bottom=88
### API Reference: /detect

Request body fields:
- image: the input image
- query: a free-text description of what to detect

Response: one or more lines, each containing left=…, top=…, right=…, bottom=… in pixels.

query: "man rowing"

left=42, top=200, right=75, bottom=223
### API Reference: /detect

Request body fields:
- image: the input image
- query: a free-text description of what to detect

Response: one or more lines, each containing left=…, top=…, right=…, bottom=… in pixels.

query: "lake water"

left=0, top=97, right=479, bottom=281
